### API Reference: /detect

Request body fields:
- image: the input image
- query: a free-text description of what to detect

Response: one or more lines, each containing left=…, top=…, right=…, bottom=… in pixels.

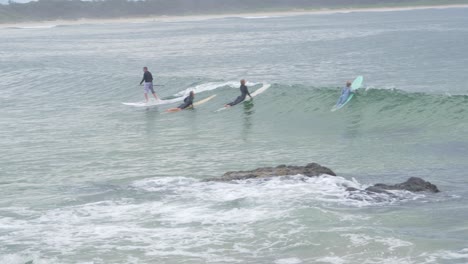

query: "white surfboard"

left=246, top=84, right=271, bottom=100
left=216, top=84, right=271, bottom=112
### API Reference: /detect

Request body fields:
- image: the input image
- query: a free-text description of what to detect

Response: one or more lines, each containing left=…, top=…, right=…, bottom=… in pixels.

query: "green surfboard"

left=331, top=76, right=363, bottom=112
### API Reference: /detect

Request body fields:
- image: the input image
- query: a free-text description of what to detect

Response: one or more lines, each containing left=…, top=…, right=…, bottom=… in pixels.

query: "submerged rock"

left=368, top=177, right=440, bottom=193
left=204, top=162, right=336, bottom=182
left=346, top=177, right=440, bottom=202
left=346, top=177, right=440, bottom=196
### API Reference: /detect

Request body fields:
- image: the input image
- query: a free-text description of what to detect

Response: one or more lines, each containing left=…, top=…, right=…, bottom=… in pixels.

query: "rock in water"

left=366, top=177, right=440, bottom=193
left=204, top=162, right=336, bottom=182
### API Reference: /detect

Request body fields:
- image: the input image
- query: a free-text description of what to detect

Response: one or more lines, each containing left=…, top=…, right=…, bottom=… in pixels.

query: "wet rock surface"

left=204, top=162, right=336, bottom=182
left=368, top=177, right=440, bottom=193
left=205, top=163, right=440, bottom=195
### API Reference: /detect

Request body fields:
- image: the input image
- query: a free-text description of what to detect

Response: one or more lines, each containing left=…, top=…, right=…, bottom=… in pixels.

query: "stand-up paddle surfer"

left=225, top=79, right=252, bottom=107
left=166, top=91, right=195, bottom=112
left=139, top=67, right=159, bottom=103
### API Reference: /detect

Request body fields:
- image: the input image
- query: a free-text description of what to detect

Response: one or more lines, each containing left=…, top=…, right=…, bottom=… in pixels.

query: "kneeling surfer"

left=225, top=79, right=252, bottom=107
left=166, top=91, right=195, bottom=112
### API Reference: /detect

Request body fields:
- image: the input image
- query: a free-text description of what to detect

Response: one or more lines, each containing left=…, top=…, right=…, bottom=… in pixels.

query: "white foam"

left=275, top=257, right=303, bottom=264
left=421, top=248, right=468, bottom=262
left=174, top=81, right=260, bottom=97
left=375, top=237, right=413, bottom=251
left=341, top=233, right=372, bottom=247
left=342, top=234, right=413, bottom=251
left=132, top=174, right=423, bottom=207
left=242, top=16, right=276, bottom=19
left=0, top=175, right=434, bottom=262
left=0, top=254, right=58, bottom=264
left=131, top=176, right=196, bottom=191
left=315, top=256, right=346, bottom=264
left=14, top=25, right=57, bottom=29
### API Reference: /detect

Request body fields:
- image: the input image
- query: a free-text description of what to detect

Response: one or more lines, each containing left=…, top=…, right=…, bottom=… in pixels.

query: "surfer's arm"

left=139, top=76, right=144, bottom=85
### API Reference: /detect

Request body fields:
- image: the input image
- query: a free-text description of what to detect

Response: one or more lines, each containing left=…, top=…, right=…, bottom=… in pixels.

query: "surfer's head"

left=190, top=91, right=195, bottom=97
left=240, top=79, right=246, bottom=85
left=346, top=81, right=351, bottom=87
left=143, top=67, right=148, bottom=72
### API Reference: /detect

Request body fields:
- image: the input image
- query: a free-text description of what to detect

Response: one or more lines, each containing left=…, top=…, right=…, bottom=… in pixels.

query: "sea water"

left=1, top=7, right=467, bottom=264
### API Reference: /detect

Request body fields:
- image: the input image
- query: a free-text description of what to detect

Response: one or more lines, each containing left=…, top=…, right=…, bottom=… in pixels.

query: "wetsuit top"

left=178, top=94, right=194, bottom=109
left=227, top=84, right=251, bottom=106
left=140, top=71, right=153, bottom=84
left=240, top=84, right=251, bottom=98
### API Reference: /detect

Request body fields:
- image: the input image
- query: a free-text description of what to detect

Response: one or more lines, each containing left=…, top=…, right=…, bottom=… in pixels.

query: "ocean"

left=1, top=7, right=467, bottom=264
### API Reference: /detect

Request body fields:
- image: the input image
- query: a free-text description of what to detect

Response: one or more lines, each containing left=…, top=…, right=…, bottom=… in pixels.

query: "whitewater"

left=1, top=7, right=467, bottom=264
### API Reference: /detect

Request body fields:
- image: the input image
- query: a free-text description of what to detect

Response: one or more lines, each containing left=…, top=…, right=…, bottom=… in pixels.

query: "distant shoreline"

left=1, top=4, right=468, bottom=28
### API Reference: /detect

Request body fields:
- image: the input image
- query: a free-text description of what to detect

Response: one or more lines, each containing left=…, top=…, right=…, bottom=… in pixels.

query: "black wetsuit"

left=140, top=71, right=153, bottom=85
left=227, top=84, right=251, bottom=106
left=178, top=94, right=194, bottom=109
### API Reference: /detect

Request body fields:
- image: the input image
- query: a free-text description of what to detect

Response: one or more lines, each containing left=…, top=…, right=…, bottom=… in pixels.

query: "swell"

left=260, top=84, right=468, bottom=129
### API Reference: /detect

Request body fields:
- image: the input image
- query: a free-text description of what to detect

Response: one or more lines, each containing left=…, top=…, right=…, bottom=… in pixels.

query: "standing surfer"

left=139, top=67, right=159, bottom=102
left=166, top=91, right=195, bottom=112
left=225, top=79, right=252, bottom=107
left=336, top=81, right=352, bottom=106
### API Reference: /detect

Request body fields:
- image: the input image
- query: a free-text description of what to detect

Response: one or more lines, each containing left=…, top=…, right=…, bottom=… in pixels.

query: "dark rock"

left=364, top=186, right=394, bottom=194
left=369, top=177, right=439, bottom=193
left=346, top=187, right=359, bottom=192
left=204, top=162, right=336, bottom=182
left=204, top=163, right=440, bottom=197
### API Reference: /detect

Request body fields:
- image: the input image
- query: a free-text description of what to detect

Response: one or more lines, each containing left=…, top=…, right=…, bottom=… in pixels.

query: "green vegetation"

left=1, top=0, right=467, bottom=23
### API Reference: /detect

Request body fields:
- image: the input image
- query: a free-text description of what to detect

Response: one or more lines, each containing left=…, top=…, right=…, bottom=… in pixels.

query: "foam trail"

left=241, top=16, right=277, bottom=19
left=174, top=81, right=260, bottom=97
left=132, top=174, right=426, bottom=207
left=12, top=25, right=57, bottom=29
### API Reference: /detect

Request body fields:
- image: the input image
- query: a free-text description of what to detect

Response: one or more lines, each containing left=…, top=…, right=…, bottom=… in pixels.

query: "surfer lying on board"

left=166, top=91, right=195, bottom=112
left=139, top=66, right=159, bottom=103
left=225, top=79, right=252, bottom=107
left=336, top=81, right=352, bottom=105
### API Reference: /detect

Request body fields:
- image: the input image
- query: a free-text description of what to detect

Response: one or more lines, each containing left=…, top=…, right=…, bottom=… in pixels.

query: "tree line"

left=0, top=0, right=466, bottom=23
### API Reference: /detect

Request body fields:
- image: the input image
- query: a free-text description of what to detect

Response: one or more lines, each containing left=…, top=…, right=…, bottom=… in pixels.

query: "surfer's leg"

left=148, top=84, right=158, bottom=100
left=144, top=83, right=152, bottom=102
left=337, top=92, right=349, bottom=105
left=228, top=96, right=243, bottom=107
left=177, top=102, right=189, bottom=110
left=166, top=108, right=182, bottom=112
left=337, top=95, right=344, bottom=105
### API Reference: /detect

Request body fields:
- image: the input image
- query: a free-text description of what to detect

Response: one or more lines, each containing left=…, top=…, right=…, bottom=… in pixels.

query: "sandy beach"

left=2, top=4, right=468, bottom=28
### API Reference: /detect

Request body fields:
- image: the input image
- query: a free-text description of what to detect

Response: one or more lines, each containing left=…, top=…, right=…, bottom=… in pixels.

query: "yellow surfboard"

left=188, top=94, right=217, bottom=108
